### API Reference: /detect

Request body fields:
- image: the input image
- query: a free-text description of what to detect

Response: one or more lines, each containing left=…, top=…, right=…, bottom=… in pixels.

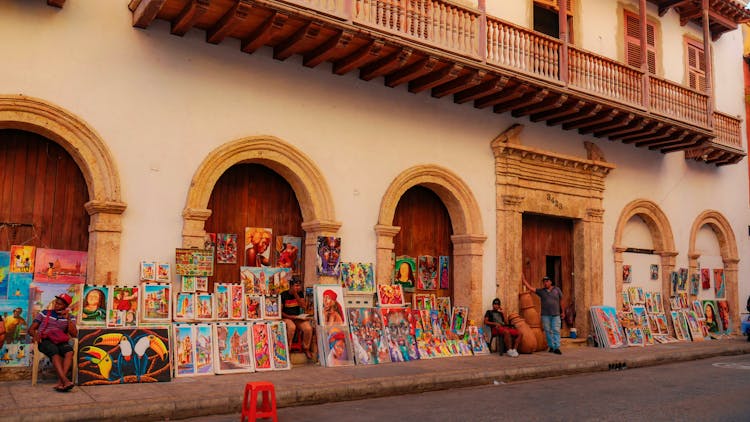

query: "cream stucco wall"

left=1, top=0, right=748, bottom=316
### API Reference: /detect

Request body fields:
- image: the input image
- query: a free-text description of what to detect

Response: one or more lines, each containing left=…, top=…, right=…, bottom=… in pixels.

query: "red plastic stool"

left=241, top=381, right=278, bottom=422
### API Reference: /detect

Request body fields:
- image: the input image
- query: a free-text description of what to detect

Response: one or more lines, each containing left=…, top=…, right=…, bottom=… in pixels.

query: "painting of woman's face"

left=705, top=304, right=715, bottom=320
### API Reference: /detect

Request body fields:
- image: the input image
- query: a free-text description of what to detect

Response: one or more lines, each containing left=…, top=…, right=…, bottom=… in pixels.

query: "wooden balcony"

left=125, top=0, right=744, bottom=165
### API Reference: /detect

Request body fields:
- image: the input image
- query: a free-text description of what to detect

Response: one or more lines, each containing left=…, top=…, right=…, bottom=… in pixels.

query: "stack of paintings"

left=347, top=307, right=390, bottom=365
left=314, top=285, right=353, bottom=367
left=589, top=306, right=626, bottom=349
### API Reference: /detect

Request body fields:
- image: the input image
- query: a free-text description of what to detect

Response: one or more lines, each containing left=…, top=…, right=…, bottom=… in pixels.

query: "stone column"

left=85, top=200, right=127, bottom=285
left=452, top=233, right=487, bottom=325
left=374, top=224, right=400, bottom=286
left=578, top=207, right=604, bottom=337
left=181, top=208, right=213, bottom=248
left=613, top=245, right=627, bottom=310
left=497, top=194, right=523, bottom=315
left=659, top=250, right=678, bottom=334
left=724, top=257, right=739, bottom=333
left=301, top=219, right=342, bottom=285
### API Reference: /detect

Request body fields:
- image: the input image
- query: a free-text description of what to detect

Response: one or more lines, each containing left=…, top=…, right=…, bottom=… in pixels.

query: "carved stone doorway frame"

left=491, top=125, right=615, bottom=336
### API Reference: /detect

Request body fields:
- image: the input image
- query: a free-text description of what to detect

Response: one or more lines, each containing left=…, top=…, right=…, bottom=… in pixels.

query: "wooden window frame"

left=624, top=10, right=657, bottom=74
left=685, top=37, right=707, bottom=92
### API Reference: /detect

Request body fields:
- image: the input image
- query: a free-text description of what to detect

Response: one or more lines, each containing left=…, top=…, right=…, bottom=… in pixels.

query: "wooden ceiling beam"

left=619, top=122, right=665, bottom=143
left=657, top=0, right=686, bottom=17
left=409, top=63, right=463, bottom=94
left=431, top=70, right=486, bottom=98
left=274, top=21, right=322, bottom=61
left=562, top=108, right=615, bottom=131
left=511, top=94, right=567, bottom=118
left=386, top=56, right=439, bottom=88
left=333, top=40, right=385, bottom=75
left=360, top=47, right=413, bottom=81
left=241, top=12, right=288, bottom=54
left=609, top=121, right=659, bottom=141
left=454, top=76, right=510, bottom=104
left=304, top=30, right=354, bottom=68
left=595, top=117, right=646, bottom=138
left=654, top=132, right=698, bottom=151
left=131, top=0, right=166, bottom=29
left=171, top=0, right=210, bottom=36
left=493, top=88, right=548, bottom=114
left=579, top=112, right=634, bottom=135
left=622, top=125, right=672, bottom=143
left=530, top=100, right=584, bottom=122
left=547, top=104, right=601, bottom=126
left=207, top=0, right=253, bottom=45
left=474, top=82, right=530, bottom=109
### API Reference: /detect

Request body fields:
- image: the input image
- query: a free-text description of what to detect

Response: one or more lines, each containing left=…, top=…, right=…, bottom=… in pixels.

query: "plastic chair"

left=241, top=381, right=278, bottom=422
left=288, top=329, right=303, bottom=353
left=31, top=338, right=78, bottom=386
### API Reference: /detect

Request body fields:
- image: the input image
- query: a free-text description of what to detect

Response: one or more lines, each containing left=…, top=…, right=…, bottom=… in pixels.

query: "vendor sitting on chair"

left=484, top=298, right=522, bottom=357
left=281, top=277, right=314, bottom=360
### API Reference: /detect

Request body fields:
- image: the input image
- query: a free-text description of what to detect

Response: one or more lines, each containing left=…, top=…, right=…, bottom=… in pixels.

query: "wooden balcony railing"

left=486, top=16, right=561, bottom=82
left=568, top=47, right=643, bottom=107
left=352, top=0, right=481, bottom=59
left=712, top=111, right=742, bottom=149
left=649, top=76, right=709, bottom=127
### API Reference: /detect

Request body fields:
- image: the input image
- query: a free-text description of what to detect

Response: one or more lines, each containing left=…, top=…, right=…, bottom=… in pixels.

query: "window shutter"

left=624, top=11, right=657, bottom=73
left=686, top=41, right=706, bottom=91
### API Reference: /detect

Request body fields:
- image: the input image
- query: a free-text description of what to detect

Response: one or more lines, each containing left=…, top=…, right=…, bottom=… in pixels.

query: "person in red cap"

left=322, top=289, right=344, bottom=325
left=28, top=293, right=78, bottom=392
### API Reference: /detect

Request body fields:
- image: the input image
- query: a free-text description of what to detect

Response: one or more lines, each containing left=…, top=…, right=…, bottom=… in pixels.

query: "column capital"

left=374, top=224, right=401, bottom=237
left=85, top=200, right=127, bottom=216
left=586, top=207, right=605, bottom=221
left=301, top=219, right=342, bottom=234
left=182, top=207, right=212, bottom=221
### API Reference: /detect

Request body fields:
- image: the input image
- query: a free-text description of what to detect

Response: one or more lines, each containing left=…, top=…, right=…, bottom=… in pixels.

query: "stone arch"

left=375, top=164, right=486, bottom=322
left=688, top=210, right=739, bottom=333
left=613, top=199, right=677, bottom=311
left=0, top=94, right=125, bottom=283
left=183, top=136, right=340, bottom=282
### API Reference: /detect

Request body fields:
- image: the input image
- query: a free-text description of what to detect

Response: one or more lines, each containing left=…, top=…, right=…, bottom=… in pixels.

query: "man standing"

left=523, top=274, right=564, bottom=354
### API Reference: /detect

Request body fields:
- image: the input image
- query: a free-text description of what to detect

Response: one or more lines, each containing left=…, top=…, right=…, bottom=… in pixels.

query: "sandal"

left=62, top=383, right=74, bottom=392
left=303, top=349, right=314, bottom=360
left=53, top=386, right=66, bottom=392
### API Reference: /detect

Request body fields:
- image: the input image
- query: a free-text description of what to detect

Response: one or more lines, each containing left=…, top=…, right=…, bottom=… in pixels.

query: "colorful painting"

left=315, top=285, right=347, bottom=325
left=376, top=284, right=405, bottom=308
left=0, top=251, right=9, bottom=297
left=203, top=233, right=217, bottom=252
left=380, top=307, right=419, bottom=362
left=240, top=266, right=275, bottom=296
left=140, top=283, right=171, bottom=323
left=80, top=285, right=108, bottom=326
left=244, top=227, right=273, bottom=267
left=107, top=286, right=138, bottom=328
left=685, top=311, right=704, bottom=341
left=393, top=256, right=416, bottom=291
left=347, top=307, right=390, bottom=365
left=140, top=261, right=156, bottom=281
left=622, top=265, right=632, bottom=284
left=318, top=325, right=354, bottom=367
left=439, top=256, right=450, bottom=289
left=28, top=280, right=82, bottom=322
left=174, top=292, right=195, bottom=321
left=174, top=324, right=197, bottom=377
left=0, top=300, right=29, bottom=345
left=669, top=271, right=679, bottom=295
left=625, top=327, right=645, bottom=347
left=174, top=248, right=214, bottom=277
left=77, top=328, right=171, bottom=384
left=701, top=268, right=711, bottom=290
left=9, top=245, right=35, bottom=273
left=276, top=235, right=301, bottom=273
left=263, top=295, right=281, bottom=320
left=196, top=293, right=214, bottom=320
left=230, top=284, right=245, bottom=320
left=691, top=300, right=705, bottom=319
left=413, top=293, right=436, bottom=311
left=245, top=294, right=263, bottom=320
left=156, top=263, right=171, bottom=282
left=0, top=279, right=33, bottom=367
left=0, top=342, right=31, bottom=368
left=251, top=322, right=272, bottom=371
left=33, top=248, right=87, bottom=284
left=213, top=323, right=254, bottom=374
left=181, top=276, right=196, bottom=293
left=214, top=284, right=230, bottom=320
left=272, top=267, right=291, bottom=294
left=417, top=255, right=438, bottom=290
left=316, top=236, right=341, bottom=277
left=713, top=268, right=725, bottom=298
left=194, top=324, right=214, bottom=375
left=689, top=273, right=699, bottom=295
left=339, top=262, right=375, bottom=293
left=589, top=306, right=625, bottom=349
left=677, top=268, right=688, bottom=291
left=468, top=326, right=489, bottom=355
left=450, top=306, right=468, bottom=336
left=269, top=320, right=290, bottom=370
left=716, top=299, right=731, bottom=335
left=196, top=276, right=209, bottom=292
left=649, top=264, right=659, bottom=280
left=216, top=233, right=238, bottom=264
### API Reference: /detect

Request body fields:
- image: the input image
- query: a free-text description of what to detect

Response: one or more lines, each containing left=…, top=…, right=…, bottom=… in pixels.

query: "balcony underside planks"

left=120, top=0, right=744, bottom=165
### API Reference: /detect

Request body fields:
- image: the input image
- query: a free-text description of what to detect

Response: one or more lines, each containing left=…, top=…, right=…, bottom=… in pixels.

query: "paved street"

left=193, top=354, right=750, bottom=422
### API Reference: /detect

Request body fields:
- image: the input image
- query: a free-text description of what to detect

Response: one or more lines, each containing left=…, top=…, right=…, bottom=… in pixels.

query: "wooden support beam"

left=453, top=76, right=510, bottom=104
left=511, top=94, right=567, bottom=118
left=609, top=121, right=659, bottom=141
left=360, top=48, right=413, bottom=81
left=47, top=0, right=65, bottom=7
left=617, top=122, right=663, bottom=143
left=657, top=0, right=685, bottom=16
left=333, top=40, right=385, bottom=75
left=207, top=0, right=253, bottom=45
left=547, top=103, right=601, bottom=126
left=659, top=133, right=700, bottom=152
left=431, top=70, right=486, bottom=98
left=561, top=107, right=612, bottom=130
left=622, top=125, right=672, bottom=144
left=274, top=21, right=322, bottom=61
left=474, top=83, right=530, bottom=109
left=493, top=88, right=548, bottom=114
left=578, top=112, right=633, bottom=135
left=530, top=100, right=584, bottom=122
left=131, top=0, right=166, bottom=29
left=385, top=57, right=439, bottom=88
left=304, top=30, right=354, bottom=68
left=171, top=0, right=210, bottom=37
left=594, top=118, right=646, bottom=139
left=409, top=64, right=463, bottom=94
left=241, top=12, right=288, bottom=54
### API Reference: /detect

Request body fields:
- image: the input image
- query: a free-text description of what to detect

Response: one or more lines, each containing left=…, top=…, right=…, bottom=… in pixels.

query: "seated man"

left=281, top=277, right=314, bottom=360
left=484, top=298, right=523, bottom=357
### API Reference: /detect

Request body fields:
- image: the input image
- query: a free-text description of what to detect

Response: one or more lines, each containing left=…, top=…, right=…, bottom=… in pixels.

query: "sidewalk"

left=2, top=338, right=749, bottom=422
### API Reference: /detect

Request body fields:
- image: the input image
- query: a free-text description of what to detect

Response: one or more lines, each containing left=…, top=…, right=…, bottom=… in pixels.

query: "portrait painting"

left=315, top=285, right=347, bottom=325
left=216, top=233, right=238, bottom=264
left=318, top=325, right=354, bottom=367
left=80, top=285, right=108, bottom=326
left=107, top=285, right=138, bottom=328
left=393, top=256, right=416, bottom=291
left=275, top=235, right=302, bottom=274
left=33, top=248, right=87, bottom=284
left=245, top=228, right=273, bottom=268
left=380, top=307, right=419, bottom=362
left=347, top=307, right=390, bottom=365
left=316, top=236, right=341, bottom=277
left=417, top=255, right=438, bottom=290
left=376, top=284, right=405, bottom=308
left=716, top=299, right=731, bottom=335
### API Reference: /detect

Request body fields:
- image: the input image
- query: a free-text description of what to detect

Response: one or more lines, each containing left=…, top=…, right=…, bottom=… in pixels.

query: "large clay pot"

left=508, top=312, right=537, bottom=354
left=520, top=291, right=547, bottom=351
